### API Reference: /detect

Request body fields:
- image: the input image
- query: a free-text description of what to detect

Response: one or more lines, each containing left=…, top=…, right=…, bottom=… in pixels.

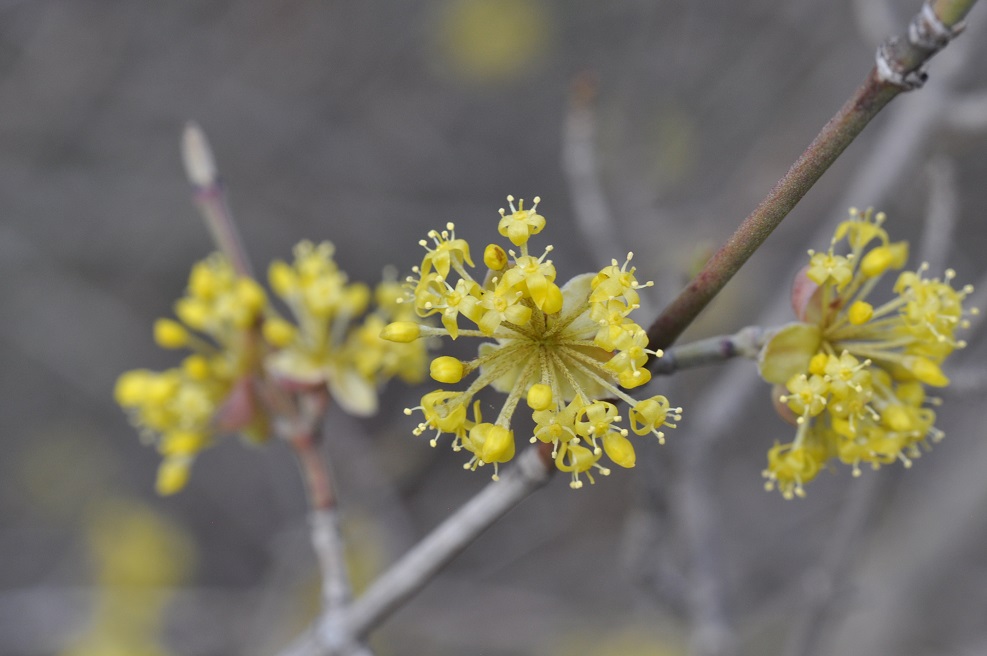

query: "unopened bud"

left=380, top=321, right=421, bottom=343
left=430, top=356, right=465, bottom=383
left=181, top=122, right=218, bottom=187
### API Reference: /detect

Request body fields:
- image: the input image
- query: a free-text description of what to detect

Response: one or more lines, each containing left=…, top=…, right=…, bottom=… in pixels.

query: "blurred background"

left=1, top=1, right=986, bottom=654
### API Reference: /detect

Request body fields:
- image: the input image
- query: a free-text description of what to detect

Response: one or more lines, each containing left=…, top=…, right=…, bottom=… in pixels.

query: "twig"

left=281, top=444, right=553, bottom=656
left=781, top=472, right=894, bottom=656
left=561, top=74, right=628, bottom=271
left=280, top=392, right=364, bottom=624
left=292, top=455, right=352, bottom=613
left=650, top=326, right=766, bottom=376
left=680, top=454, right=736, bottom=656
left=646, top=0, right=976, bottom=353
left=942, top=88, right=987, bottom=133
left=825, top=418, right=987, bottom=654
left=918, top=155, right=960, bottom=271
left=181, top=122, right=255, bottom=278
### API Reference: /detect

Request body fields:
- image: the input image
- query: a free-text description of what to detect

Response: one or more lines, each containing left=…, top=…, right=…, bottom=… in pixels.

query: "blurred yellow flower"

left=60, top=498, right=195, bottom=656
left=437, top=0, right=549, bottom=82
left=116, top=247, right=428, bottom=494
left=115, top=255, right=266, bottom=495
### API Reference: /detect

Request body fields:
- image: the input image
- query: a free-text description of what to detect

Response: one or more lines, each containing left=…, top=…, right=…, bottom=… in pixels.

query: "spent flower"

left=382, top=196, right=682, bottom=488
left=758, top=208, right=976, bottom=498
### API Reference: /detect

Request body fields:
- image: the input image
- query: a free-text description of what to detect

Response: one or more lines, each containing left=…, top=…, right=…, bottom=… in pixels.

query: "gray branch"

left=650, top=326, right=766, bottom=376
left=279, top=445, right=553, bottom=656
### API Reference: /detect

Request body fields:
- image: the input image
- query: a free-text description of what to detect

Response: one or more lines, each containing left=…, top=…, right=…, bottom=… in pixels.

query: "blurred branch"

left=680, top=455, right=736, bottom=656
left=646, top=0, right=976, bottom=353
left=273, top=391, right=371, bottom=656
left=918, top=155, right=960, bottom=270
left=280, top=444, right=554, bottom=656
left=942, top=88, right=987, bottom=132
left=182, top=122, right=255, bottom=278
left=826, top=418, right=987, bottom=654
left=649, top=326, right=766, bottom=376
left=561, top=73, right=627, bottom=271
left=781, top=473, right=894, bottom=656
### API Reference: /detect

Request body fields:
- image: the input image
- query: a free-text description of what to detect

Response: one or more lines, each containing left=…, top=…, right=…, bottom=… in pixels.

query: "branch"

left=561, top=73, right=627, bottom=272
left=781, top=473, right=894, bottom=656
left=918, top=155, right=960, bottom=271
left=649, top=326, right=765, bottom=376
left=942, top=88, right=987, bottom=133
left=277, top=392, right=362, bottom=621
left=181, top=122, right=255, bottom=278
left=282, top=444, right=553, bottom=655
left=646, top=0, right=976, bottom=352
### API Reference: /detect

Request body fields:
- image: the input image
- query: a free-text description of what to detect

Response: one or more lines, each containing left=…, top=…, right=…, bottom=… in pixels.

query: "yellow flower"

left=117, top=248, right=429, bottom=495
left=383, top=196, right=682, bottom=488
left=116, top=255, right=267, bottom=495
left=264, top=242, right=428, bottom=416
left=758, top=208, right=975, bottom=497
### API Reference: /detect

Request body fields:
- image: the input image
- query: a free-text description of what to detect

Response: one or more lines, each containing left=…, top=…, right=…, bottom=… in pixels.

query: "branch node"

left=876, top=1, right=966, bottom=90
left=910, top=1, right=965, bottom=51
left=876, top=39, right=929, bottom=90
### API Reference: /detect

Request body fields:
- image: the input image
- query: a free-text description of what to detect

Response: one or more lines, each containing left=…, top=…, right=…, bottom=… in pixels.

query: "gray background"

left=1, top=1, right=986, bottom=655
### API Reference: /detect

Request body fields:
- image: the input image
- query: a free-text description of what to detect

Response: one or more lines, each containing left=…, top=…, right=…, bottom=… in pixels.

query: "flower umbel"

left=116, top=247, right=428, bottom=495
left=265, top=242, right=426, bottom=416
left=115, top=254, right=267, bottom=495
left=758, top=208, right=976, bottom=498
left=382, top=196, right=682, bottom=488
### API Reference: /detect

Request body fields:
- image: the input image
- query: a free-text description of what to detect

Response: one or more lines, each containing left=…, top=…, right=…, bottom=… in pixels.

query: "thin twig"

left=650, top=326, right=766, bottom=376
left=281, top=444, right=553, bottom=656
left=561, top=75, right=630, bottom=268
left=646, top=0, right=976, bottom=353
left=181, top=122, right=255, bottom=278
left=918, top=155, right=960, bottom=270
left=280, top=392, right=362, bottom=621
left=781, top=472, right=894, bottom=656
left=942, top=88, right=987, bottom=133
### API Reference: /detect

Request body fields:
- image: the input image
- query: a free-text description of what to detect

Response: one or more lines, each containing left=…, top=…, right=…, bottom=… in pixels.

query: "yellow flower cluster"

left=381, top=196, right=682, bottom=488
left=265, top=241, right=425, bottom=415
left=758, top=209, right=975, bottom=498
left=116, top=245, right=427, bottom=495
left=115, top=255, right=267, bottom=495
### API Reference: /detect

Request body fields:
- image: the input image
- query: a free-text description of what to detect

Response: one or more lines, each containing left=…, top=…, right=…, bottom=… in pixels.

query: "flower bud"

left=526, top=383, right=553, bottom=410
left=847, top=301, right=873, bottom=325
left=154, top=319, right=189, bottom=348
left=430, top=356, right=465, bottom=384
left=483, top=243, right=508, bottom=271
left=380, top=321, right=421, bottom=343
